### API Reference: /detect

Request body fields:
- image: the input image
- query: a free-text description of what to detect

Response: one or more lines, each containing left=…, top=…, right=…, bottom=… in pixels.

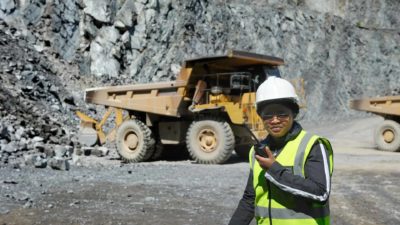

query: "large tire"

left=375, top=120, right=400, bottom=152
left=186, top=119, right=234, bottom=164
left=116, top=120, right=155, bottom=162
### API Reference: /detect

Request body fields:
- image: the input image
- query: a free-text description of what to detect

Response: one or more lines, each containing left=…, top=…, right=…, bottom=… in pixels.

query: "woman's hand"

left=255, top=146, right=276, bottom=170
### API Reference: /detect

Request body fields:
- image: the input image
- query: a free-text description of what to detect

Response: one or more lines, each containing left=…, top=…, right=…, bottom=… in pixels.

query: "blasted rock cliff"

left=1, top=0, right=400, bottom=121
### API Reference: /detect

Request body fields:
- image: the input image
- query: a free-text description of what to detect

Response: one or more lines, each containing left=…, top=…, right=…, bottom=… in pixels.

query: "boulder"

left=83, top=0, right=113, bottom=23
left=89, top=26, right=121, bottom=77
left=48, top=158, right=70, bottom=171
left=115, top=0, right=137, bottom=28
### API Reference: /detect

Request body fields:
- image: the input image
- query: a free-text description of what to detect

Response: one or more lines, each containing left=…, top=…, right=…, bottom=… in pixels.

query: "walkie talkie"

left=254, top=142, right=268, bottom=158
left=244, top=126, right=268, bottom=158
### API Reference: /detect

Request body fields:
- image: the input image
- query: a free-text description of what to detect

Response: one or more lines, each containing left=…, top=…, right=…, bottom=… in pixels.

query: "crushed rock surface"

left=0, top=117, right=399, bottom=225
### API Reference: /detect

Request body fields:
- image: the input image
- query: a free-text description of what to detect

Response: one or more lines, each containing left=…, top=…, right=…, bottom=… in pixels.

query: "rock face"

left=0, top=0, right=399, bottom=121
left=0, top=27, right=83, bottom=167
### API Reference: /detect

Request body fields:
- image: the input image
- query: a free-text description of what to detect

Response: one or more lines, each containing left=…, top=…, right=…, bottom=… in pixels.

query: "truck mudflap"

left=76, top=107, right=125, bottom=146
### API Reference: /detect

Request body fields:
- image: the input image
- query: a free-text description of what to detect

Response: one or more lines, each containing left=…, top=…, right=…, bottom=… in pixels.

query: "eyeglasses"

left=261, top=113, right=290, bottom=121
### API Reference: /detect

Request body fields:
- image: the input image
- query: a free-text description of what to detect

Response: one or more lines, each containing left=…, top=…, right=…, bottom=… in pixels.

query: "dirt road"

left=0, top=117, right=399, bottom=225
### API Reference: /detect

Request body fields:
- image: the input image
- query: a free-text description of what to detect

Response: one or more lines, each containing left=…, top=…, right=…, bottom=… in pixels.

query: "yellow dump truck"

left=350, top=96, right=400, bottom=152
left=77, top=50, right=299, bottom=164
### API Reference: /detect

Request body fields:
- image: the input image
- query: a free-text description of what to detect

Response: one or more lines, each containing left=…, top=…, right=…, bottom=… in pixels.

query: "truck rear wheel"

left=116, top=119, right=155, bottom=162
left=186, top=119, right=234, bottom=164
left=375, top=120, right=400, bottom=152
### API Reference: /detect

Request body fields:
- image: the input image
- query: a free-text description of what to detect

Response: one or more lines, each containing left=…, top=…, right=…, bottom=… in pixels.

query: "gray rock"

left=24, top=153, right=47, bottom=168
left=120, top=31, right=130, bottom=46
left=23, top=3, right=45, bottom=25
left=50, top=104, right=60, bottom=111
left=83, top=0, right=113, bottom=23
left=90, top=41, right=120, bottom=77
left=97, top=146, right=109, bottom=156
left=144, top=9, right=156, bottom=26
left=134, top=1, right=145, bottom=14
left=65, top=145, right=74, bottom=158
left=3, top=142, right=18, bottom=153
left=0, top=125, right=9, bottom=139
left=43, top=145, right=55, bottom=157
left=0, top=209, right=10, bottom=215
left=8, top=61, right=16, bottom=68
left=148, top=0, right=161, bottom=9
left=18, top=138, right=28, bottom=150
left=33, top=142, right=45, bottom=152
left=130, top=34, right=145, bottom=51
left=23, top=200, right=34, bottom=208
left=54, top=145, right=68, bottom=158
left=62, top=0, right=77, bottom=23
left=6, top=125, right=14, bottom=134
left=23, top=154, right=36, bottom=166
left=14, top=127, right=25, bottom=141
left=128, top=52, right=144, bottom=76
left=115, top=0, right=137, bottom=28
left=82, top=14, right=98, bottom=39
left=92, top=146, right=109, bottom=157
left=81, top=146, right=95, bottom=156
left=48, top=158, right=70, bottom=171
left=48, top=0, right=80, bottom=61
left=0, top=143, right=5, bottom=152
left=114, top=20, right=125, bottom=29
left=74, top=147, right=83, bottom=156
left=34, top=159, right=47, bottom=169
left=89, top=26, right=121, bottom=77
left=0, top=0, right=16, bottom=15
left=99, top=26, right=120, bottom=44
left=135, top=11, right=147, bottom=35
left=48, top=136, right=60, bottom=145
left=71, top=153, right=82, bottom=165
left=32, top=136, right=44, bottom=143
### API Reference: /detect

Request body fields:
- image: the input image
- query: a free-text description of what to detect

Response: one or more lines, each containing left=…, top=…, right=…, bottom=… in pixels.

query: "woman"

left=229, top=76, right=334, bottom=225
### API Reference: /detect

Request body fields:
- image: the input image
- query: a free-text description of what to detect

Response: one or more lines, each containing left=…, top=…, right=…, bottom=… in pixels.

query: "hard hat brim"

left=256, top=98, right=299, bottom=117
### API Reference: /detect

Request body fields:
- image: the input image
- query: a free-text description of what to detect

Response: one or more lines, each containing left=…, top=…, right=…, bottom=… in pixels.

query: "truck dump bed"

left=349, top=95, right=400, bottom=117
left=85, top=80, right=187, bottom=117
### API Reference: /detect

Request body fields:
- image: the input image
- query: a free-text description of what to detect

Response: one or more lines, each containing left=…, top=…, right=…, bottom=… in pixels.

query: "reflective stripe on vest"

left=255, top=205, right=330, bottom=219
left=293, top=132, right=313, bottom=176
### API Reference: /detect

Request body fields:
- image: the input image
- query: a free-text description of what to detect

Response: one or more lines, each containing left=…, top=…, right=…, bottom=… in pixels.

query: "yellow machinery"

left=350, top=96, right=400, bottom=152
left=77, top=50, right=301, bottom=164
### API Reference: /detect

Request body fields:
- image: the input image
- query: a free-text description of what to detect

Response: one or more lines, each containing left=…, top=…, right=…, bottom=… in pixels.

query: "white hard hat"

left=256, top=76, right=299, bottom=106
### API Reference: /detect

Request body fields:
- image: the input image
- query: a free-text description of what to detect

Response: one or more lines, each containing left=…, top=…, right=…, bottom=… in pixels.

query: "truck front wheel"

left=186, top=119, right=234, bottom=164
left=375, top=120, right=400, bottom=152
left=116, top=120, right=155, bottom=162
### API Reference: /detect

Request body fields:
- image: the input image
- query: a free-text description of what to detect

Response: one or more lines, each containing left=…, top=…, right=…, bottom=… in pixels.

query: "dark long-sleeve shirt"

left=229, top=123, right=332, bottom=225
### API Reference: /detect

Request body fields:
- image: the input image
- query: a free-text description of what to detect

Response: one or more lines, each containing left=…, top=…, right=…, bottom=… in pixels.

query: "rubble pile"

left=0, top=26, right=84, bottom=169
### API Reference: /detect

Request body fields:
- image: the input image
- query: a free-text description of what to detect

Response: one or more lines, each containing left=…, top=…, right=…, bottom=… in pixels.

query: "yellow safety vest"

left=249, top=130, right=333, bottom=225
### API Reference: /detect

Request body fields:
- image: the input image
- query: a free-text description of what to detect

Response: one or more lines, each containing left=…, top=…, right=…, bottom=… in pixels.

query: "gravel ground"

left=0, top=117, right=399, bottom=225
left=0, top=158, right=248, bottom=225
